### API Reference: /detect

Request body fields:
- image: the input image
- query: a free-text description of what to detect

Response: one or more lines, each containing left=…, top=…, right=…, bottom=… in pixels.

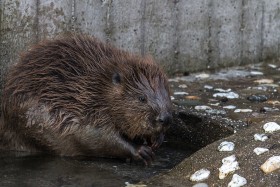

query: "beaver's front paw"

left=133, top=145, right=155, bottom=165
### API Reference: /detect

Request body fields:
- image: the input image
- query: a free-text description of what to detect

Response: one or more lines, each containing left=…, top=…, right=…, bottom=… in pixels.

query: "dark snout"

left=156, top=112, right=173, bottom=127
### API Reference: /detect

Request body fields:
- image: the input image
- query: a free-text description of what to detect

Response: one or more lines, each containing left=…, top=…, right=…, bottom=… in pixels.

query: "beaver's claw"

left=134, top=145, right=155, bottom=166
left=151, top=133, right=165, bottom=150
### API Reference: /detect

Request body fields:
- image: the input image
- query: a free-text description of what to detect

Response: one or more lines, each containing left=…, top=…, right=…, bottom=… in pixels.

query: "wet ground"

left=1, top=62, right=280, bottom=187
left=170, top=62, right=280, bottom=131
left=0, top=146, right=191, bottom=187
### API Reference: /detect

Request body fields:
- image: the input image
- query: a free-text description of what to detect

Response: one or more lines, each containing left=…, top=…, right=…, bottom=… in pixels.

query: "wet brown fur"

left=0, top=34, right=172, bottom=161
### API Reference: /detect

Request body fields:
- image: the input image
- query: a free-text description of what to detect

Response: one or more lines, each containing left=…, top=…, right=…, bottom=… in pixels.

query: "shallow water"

left=0, top=145, right=191, bottom=187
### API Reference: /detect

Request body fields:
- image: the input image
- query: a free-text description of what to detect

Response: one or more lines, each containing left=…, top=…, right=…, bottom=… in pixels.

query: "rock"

left=192, top=183, right=209, bottom=187
left=247, top=95, right=268, bottom=102
left=260, top=156, right=280, bottom=174
left=204, top=85, right=213, bottom=90
left=250, top=71, right=264, bottom=76
left=228, top=174, right=247, bottom=187
left=214, top=88, right=232, bottom=92
left=174, top=91, right=189, bottom=95
left=234, top=109, right=253, bottom=113
left=190, top=169, right=210, bottom=182
left=145, top=122, right=280, bottom=187
left=213, top=92, right=239, bottom=99
left=219, top=155, right=239, bottom=179
left=218, top=141, right=235, bottom=152
left=263, top=122, right=280, bottom=133
left=195, top=73, right=210, bottom=79
left=179, top=84, right=188, bottom=88
left=195, top=105, right=212, bottom=111
left=254, top=134, right=268, bottom=142
left=223, top=105, right=236, bottom=109
left=254, top=79, right=273, bottom=84
left=253, top=147, right=269, bottom=155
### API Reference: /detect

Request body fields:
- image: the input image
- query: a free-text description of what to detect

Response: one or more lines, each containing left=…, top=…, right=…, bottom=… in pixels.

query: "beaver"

left=0, top=34, right=172, bottom=165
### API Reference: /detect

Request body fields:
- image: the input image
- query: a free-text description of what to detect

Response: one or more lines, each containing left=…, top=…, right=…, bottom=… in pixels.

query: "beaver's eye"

left=138, top=95, right=146, bottom=103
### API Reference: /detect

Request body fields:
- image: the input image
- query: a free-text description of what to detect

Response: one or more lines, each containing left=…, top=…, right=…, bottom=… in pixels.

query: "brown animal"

left=0, top=34, right=172, bottom=165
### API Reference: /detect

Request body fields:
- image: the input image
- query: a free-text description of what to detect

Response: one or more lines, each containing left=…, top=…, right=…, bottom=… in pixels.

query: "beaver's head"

left=105, top=56, right=173, bottom=146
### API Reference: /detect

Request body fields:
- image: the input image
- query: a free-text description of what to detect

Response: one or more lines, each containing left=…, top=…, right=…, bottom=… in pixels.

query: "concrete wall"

left=0, top=0, right=280, bottom=80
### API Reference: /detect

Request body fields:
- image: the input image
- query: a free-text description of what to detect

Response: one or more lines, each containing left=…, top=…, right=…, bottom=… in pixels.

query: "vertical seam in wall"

left=260, top=1, right=265, bottom=61
left=277, top=3, right=280, bottom=57
left=172, top=0, right=179, bottom=73
left=207, top=0, right=214, bottom=69
left=105, top=0, right=113, bottom=43
left=71, top=0, right=76, bottom=32
left=240, top=0, right=245, bottom=65
left=35, top=0, right=40, bottom=42
left=140, top=0, right=146, bottom=56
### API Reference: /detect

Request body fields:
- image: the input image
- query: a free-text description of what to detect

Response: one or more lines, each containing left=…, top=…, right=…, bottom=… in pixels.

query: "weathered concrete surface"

left=145, top=120, right=280, bottom=187
left=142, top=63, right=280, bottom=186
left=1, top=0, right=280, bottom=76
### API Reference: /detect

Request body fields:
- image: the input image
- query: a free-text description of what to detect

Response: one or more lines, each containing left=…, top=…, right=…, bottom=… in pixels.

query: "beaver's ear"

left=112, top=72, right=121, bottom=84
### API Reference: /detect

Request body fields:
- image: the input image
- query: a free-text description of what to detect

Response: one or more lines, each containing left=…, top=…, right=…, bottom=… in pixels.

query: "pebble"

left=195, top=105, right=212, bottom=111
left=254, top=79, right=273, bottom=84
left=192, top=183, right=209, bottom=187
left=254, top=133, right=268, bottom=142
left=179, top=84, right=188, bottom=88
left=186, top=95, right=201, bottom=100
left=228, top=174, right=247, bottom=187
left=268, top=64, right=277, bottom=68
left=254, top=147, right=269, bottom=155
left=262, top=107, right=279, bottom=112
left=190, top=169, right=211, bottom=182
left=174, top=91, right=189, bottom=95
left=213, top=92, right=239, bottom=99
left=214, top=88, right=231, bottom=92
left=223, top=105, right=236, bottom=109
left=250, top=71, right=264, bottom=76
left=219, top=155, right=240, bottom=179
left=218, top=141, right=235, bottom=152
left=209, top=103, right=220, bottom=106
left=266, top=100, right=280, bottom=105
left=125, top=182, right=147, bottom=187
left=205, top=109, right=226, bottom=115
left=195, top=73, right=210, bottom=79
left=247, top=95, right=268, bottom=102
left=260, top=156, right=280, bottom=174
left=234, top=109, right=253, bottom=113
left=247, top=86, right=268, bottom=91
left=204, top=85, right=213, bottom=90
left=263, top=122, right=280, bottom=133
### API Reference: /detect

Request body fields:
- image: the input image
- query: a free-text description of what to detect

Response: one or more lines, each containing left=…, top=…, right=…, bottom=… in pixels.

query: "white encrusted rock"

left=213, top=92, right=239, bottom=99
left=263, top=122, right=280, bottom=133
left=174, top=91, right=189, bottom=95
left=228, top=174, right=247, bottom=187
left=254, top=133, right=268, bottom=142
left=253, top=147, right=269, bottom=155
left=218, top=141, right=235, bottom=152
left=195, top=105, right=212, bottom=111
left=190, top=169, right=211, bottom=182
left=219, top=155, right=240, bottom=179
left=234, top=109, right=253, bottom=113
left=223, top=105, right=236, bottom=109
left=192, top=183, right=209, bottom=187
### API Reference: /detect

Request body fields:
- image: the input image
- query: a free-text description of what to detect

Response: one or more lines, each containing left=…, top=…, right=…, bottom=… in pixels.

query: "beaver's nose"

left=157, top=112, right=172, bottom=127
